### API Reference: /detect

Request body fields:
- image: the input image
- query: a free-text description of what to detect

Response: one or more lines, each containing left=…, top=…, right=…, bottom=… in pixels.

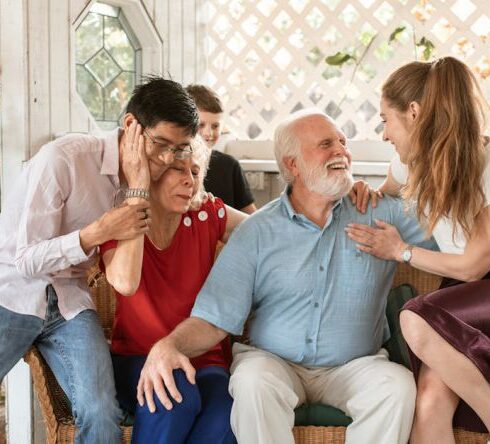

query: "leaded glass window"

left=76, top=2, right=141, bottom=130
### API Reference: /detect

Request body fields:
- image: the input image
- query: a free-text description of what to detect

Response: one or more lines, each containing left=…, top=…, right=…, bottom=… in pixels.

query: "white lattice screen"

left=204, top=0, right=490, bottom=141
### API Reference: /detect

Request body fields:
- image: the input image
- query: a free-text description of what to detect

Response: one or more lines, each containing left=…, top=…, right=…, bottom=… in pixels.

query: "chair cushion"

left=383, top=284, right=416, bottom=369
left=294, top=403, right=352, bottom=426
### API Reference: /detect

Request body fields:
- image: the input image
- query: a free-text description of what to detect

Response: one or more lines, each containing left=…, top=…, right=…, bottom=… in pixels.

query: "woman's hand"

left=121, top=120, right=150, bottom=189
left=345, top=219, right=406, bottom=261
left=348, top=180, right=384, bottom=214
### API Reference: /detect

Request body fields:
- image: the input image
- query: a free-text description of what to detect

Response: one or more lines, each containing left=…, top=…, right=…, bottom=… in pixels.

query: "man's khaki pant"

left=229, top=343, right=416, bottom=444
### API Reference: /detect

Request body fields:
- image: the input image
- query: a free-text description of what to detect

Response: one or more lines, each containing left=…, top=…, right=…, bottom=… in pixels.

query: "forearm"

left=378, top=175, right=403, bottom=197
left=165, top=317, right=228, bottom=358
left=15, top=230, right=92, bottom=278
left=406, top=208, right=490, bottom=281
left=105, top=236, right=144, bottom=296
left=405, top=248, right=476, bottom=281
left=104, top=198, right=146, bottom=296
left=80, top=219, right=110, bottom=254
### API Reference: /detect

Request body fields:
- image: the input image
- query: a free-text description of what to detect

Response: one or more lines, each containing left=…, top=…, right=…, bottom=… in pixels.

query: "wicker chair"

left=24, top=263, right=489, bottom=444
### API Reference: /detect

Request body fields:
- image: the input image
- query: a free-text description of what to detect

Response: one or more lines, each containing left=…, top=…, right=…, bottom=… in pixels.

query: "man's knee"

left=230, top=363, right=273, bottom=400
left=373, top=364, right=416, bottom=409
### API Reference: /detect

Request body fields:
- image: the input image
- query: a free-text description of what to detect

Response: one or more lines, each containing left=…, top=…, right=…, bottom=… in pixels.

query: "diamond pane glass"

left=104, top=16, right=134, bottom=70
left=86, top=49, right=121, bottom=87
left=76, top=2, right=140, bottom=129
left=105, top=71, right=135, bottom=121
left=76, top=65, right=103, bottom=120
left=76, top=13, right=103, bottom=64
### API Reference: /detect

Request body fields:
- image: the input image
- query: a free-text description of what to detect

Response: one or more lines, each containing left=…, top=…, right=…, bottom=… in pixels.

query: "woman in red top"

left=101, top=121, right=246, bottom=444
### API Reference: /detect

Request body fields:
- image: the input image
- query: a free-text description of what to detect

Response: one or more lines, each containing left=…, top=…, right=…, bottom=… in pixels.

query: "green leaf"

left=416, top=36, right=435, bottom=60
left=389, top=26, right=406, bottom=43
left=325, top=52, right=356, bottom=66
left=423, top=46, right=433, bottom=60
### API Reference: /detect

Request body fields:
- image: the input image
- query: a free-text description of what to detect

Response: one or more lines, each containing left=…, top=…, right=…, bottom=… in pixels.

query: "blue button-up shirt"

left=192, top=190, right=437, bottom=366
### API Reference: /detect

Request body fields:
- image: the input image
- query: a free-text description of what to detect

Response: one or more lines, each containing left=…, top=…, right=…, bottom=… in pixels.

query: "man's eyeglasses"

left=143, top=129, right=193, bottom=160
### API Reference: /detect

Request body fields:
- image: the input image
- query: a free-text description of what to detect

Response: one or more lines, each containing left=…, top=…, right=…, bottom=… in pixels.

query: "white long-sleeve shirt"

left=0, top=129, right=121, bottom=319
left=390, top=150, right=490, bottom=254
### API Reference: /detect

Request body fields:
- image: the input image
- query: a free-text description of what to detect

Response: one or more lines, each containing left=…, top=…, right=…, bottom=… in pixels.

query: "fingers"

left=356, top=244, right=372, bottom=253
left=359, top=186, right=370, bottom=213
left=161, top=370, right=182, bottom=406
left=181, top=359, right=196, bottom=385
left=153, top=375, right=174, bottom=410
left=137, top=133, right=146, bottom=160
left=348, top=189, right=357, bottom=205
left=144, top=380, right=157, bottom=413
left=345, top=229, right=371, bottom=245
left=137, top=377, right=145, bottom=407
left=138, top=208, right=152, bottom=220
left=346, top=223, right=377, bottom=235
left=374, top=219, right=389, bottom=228
left=125, top=120, right=136, bottom=150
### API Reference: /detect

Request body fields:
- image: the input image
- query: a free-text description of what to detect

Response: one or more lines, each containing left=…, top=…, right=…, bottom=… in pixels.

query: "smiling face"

left=289, top=115, right=354, bottom=199
left=380, top=97, right=417, bottom=164
left=152, top=156, right=201, bottom=214
left=197, top=110, right=222, bottom=148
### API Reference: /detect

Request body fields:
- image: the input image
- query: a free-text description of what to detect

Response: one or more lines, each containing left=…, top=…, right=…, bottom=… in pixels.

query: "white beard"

left=297, top=155, right=354, bottom=200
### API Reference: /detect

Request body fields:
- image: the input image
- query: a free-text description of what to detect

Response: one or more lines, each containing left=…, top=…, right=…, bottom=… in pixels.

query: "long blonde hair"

left=382, top=57, right=488, bottom=239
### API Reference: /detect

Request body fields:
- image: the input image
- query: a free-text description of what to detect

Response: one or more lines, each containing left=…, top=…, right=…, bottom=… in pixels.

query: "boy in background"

left=186, top=84, right=257, bottom=214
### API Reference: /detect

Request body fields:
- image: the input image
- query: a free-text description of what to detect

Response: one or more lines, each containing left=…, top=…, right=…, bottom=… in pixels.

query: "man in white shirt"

left=0, top=77, right=199, bottom=443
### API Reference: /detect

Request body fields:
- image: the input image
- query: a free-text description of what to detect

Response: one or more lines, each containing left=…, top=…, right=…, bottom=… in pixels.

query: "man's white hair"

left=273, top=108, right=334, bottom=184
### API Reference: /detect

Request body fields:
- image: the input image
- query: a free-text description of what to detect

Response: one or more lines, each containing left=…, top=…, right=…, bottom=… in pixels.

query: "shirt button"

left=306, top=338, right=313, bottom=343
left=319, top=265, right=324, bottom=271
left=314, top=302, right=319, bottom=308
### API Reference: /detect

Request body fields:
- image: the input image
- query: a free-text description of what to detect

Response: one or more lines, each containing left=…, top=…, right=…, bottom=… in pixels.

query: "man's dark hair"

left=185, top=84, right=224, bottom=114
left=126, top=76, right=199, bottom=136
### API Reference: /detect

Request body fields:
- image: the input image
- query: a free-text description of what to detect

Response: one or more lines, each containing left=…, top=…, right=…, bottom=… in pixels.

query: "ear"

left=122, top=113, right=137, bottom=130
left=408, top=101, right=421, bottom=121
left=283, top=156, right=299, bottom=178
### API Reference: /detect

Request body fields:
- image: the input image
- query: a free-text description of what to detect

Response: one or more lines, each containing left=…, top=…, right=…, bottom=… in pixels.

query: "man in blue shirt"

left=135, top=110, right=435, bottom=444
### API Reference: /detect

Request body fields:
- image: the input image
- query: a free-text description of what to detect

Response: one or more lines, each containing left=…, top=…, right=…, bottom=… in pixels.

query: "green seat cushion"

left=383, top=283, right=416, bottom=369
left=294, top=403, right=352, bottom=426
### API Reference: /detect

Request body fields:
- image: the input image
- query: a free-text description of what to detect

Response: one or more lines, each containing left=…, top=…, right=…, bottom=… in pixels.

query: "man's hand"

left=137, top=338, right=196, bottom=413
left=345, top=219, right=406, bottom=261
left=80, top=202, right=151, bottom=253
left=121, top=120, right=150, bottom=189
left=348, top=180, right=384, bottom=214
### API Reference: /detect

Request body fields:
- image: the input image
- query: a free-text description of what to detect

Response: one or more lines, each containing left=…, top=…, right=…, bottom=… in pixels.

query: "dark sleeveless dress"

left=403, top=271, right=490, bottom=432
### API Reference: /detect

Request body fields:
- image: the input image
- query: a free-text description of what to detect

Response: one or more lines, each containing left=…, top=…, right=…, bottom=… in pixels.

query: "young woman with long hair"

left=346, top=56, right=490, bottom=443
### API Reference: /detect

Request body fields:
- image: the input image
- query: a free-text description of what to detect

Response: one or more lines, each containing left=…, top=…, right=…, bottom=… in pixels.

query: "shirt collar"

left=100, top=128, right=121, bottom=176
left=280, top=186, right=343, bottom=223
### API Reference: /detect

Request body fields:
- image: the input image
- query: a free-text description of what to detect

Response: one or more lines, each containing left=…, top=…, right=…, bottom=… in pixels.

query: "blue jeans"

left=112, top=354, right=236, bottom=444
left=0, top=285, right=121, bottom=443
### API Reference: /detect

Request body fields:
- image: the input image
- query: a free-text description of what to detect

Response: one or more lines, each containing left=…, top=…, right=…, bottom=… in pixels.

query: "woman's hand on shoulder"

left=348, top=180, right=384, bottom=214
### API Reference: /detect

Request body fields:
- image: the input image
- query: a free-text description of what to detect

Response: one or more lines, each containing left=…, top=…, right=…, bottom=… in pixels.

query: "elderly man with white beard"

left=141, top=110, right=437, bottom=444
